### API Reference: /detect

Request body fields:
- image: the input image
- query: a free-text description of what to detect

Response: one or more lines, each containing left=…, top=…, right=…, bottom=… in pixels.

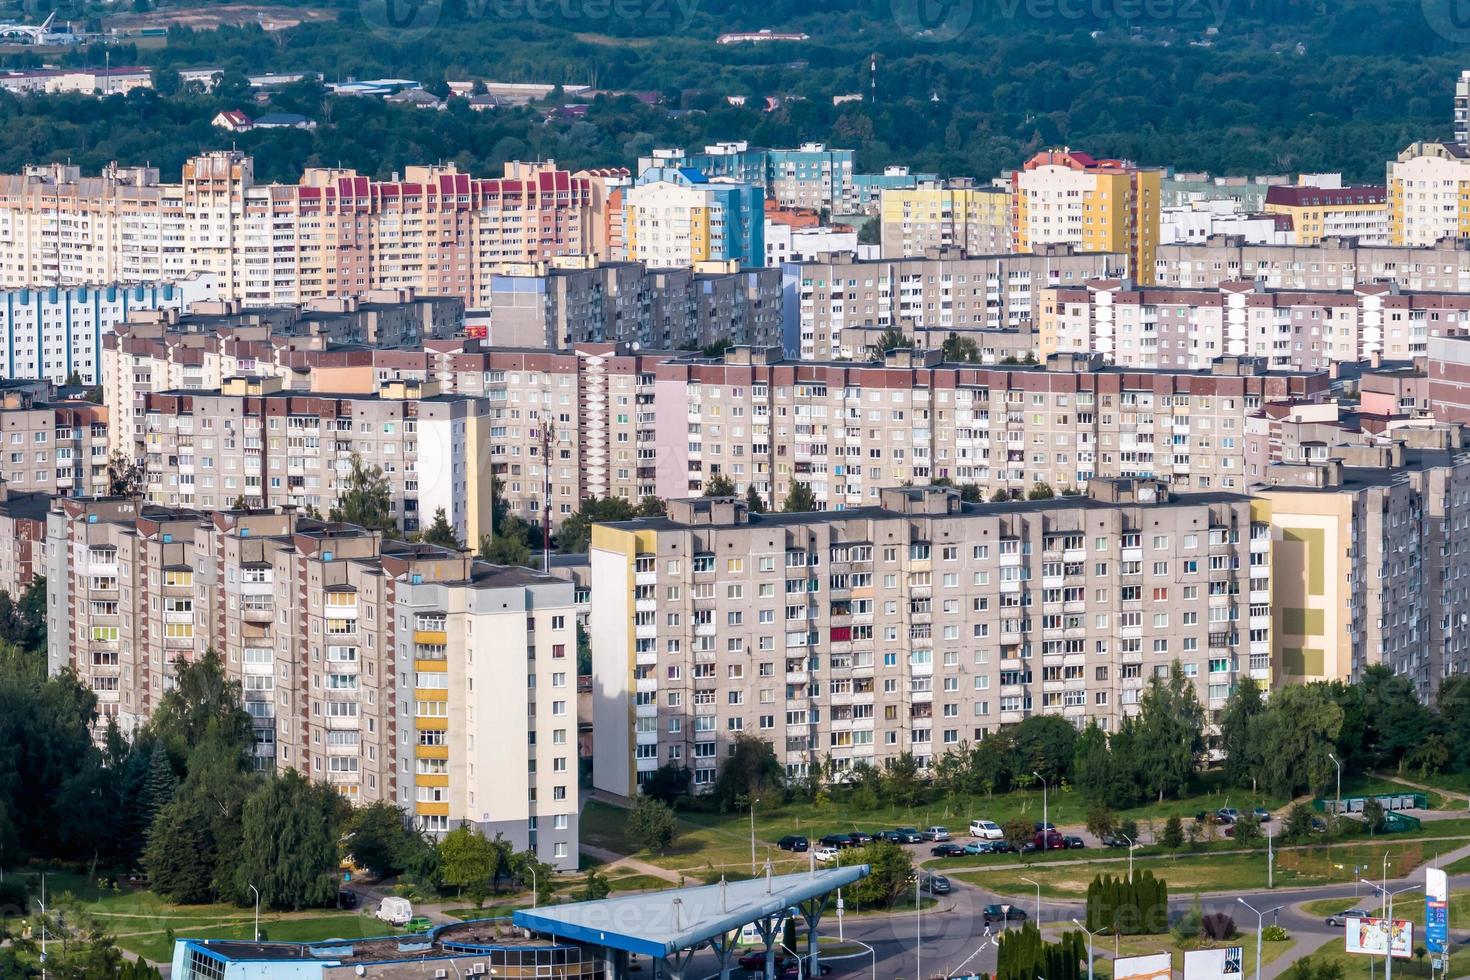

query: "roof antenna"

left=720, top=876, right=728, bottom=913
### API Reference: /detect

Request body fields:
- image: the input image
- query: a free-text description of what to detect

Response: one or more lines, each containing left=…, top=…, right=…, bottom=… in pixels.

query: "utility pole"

left=539, top=417, right=553, bottom=570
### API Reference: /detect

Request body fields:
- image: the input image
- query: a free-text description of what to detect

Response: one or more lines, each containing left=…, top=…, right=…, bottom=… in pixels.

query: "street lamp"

left=947, top=937, right=997, bottom=979
left=38, top=873, right=46, bottom=980
left=527, top=864, right=538, bottom=911
left=1383, top=883, right=1423, bottom=980
left=1237, top=898, right=1282, bottom=980
left=1119, top=833, right=1134, bottom=880
left=777, top=941, right=805, bottom=980
left=1033, top=771, right=1049, bottom=836
left=916, top=874, right=924, bottom=980
left=846, top=938, right=879, bottom=980
left=1328, top=753, right=1343, bottom=817
left=750, top=797, right=761, bottom=876
left=1022, top=876, right=1041, bottom=922
left=1073, top=919, right=1097, bottom=980
left=248, top=884, right=260, bottom=942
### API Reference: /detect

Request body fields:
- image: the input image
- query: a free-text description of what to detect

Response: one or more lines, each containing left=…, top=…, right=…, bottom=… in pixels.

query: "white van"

left=375, top=896, right=413, bottom=926
left=969, top=819, right=1003, bottom=840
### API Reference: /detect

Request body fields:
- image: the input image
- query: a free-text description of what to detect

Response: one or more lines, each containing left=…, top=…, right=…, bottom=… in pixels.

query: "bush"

left=1262, top=925, right=1290, bottom=942
left=1202, top=913, right=1238, bottom=940
left=0, top=878, right=27, bottom=917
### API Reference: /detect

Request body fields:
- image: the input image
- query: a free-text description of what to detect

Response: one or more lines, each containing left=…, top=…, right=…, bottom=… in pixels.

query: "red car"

left=738, top=952, right=788, bottom=971
left=1034, top=829, right=1066, bottom=850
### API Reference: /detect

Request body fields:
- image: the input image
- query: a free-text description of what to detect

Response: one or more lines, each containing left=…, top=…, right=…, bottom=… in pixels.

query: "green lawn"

left=1291, top=937, right=1445, bottom=980
left=951, top=841, right=1436, bottom=898
left=1302, top=890, right=1470, bottom=927
left=1039, top=929, right=1293, bottom=980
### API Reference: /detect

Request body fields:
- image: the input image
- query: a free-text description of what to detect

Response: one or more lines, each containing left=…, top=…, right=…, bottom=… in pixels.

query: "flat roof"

left=513, top=866, right=868, bottom=959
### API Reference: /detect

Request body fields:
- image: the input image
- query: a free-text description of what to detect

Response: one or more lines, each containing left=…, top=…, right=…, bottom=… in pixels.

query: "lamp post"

left=916, top=874, right=923, bottom=980
left=1022, top=876, right=1041, bottom=923
left=1328, top=752, right=1343, bottom=818
left=1119, top=833, right=1134, bottom=880
left=38, top=872, right=46, bottom=980
left=1384, top=883, right=1423, bottom=980
left=846, top=938, right=878, bottom=980
left=1073, top=919, right=1097, bottom=980
left=777, top=941, right=805, bottom=980
left=528, top=864, right=538, bottom=910
left=947, top=937, right=997, bottom=980
left=749, top=797, right=761, bottom=875
left=1033, top=771, right=1049, bottom=836
left=1237, top=898, right=1282, bottom=980
left=248, top=884, right=260, bottom=942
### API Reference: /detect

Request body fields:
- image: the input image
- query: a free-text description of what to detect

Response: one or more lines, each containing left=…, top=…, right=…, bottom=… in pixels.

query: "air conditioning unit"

left=435, top=971, right=447, bottom=979
left=472, top=966, right=486, bottom=976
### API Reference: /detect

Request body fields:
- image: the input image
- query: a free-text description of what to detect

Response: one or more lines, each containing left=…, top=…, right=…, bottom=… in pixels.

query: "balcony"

left=413, top=630, right=447, bottom=646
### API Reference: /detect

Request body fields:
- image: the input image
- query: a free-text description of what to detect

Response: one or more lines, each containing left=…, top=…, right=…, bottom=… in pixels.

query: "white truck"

left=375, top=896, right=413, bottom=926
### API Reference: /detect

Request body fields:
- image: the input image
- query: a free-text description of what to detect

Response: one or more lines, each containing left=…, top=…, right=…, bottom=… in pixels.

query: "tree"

left=941, top=332, right=980, bottom=363
left=1361, top=797, right=1385, bottom=834
left=232, top=771, right=345, bottom=911
left=629, top=797, right=676, bottom=854
left=1009, top=715, right=1077, bottom=783
left=511, top=849, right=554, bottom=904
left=1219, top=676, right=1266, bottom=788
left=866, top=326, right=911, bottom=360
left=1353, top=665, right=1433, bottom=771
left=703, top=472, right=736, bottom=497
left=1002, top=818, right=1032, bottom=854
left=843, top=840, right=912, bottom=908
left=151, top=650, right=255, bottom=761
left=641, top=764, right=692, bottom=805
left=346, top=802, right=419, bottom=878
left=144, top=793, right=218, bottom=904
left=437, top=824, right=498, bottom=905
left=137, top=739, right=178, bottom=832
left=879, top=752, right=923, bottom=807
left=580, top=870, right=611, bottom=901
left=1232, top=814, right=1263, bottom=845
left=1438, top=676, right=1470, bottom=772
left=106, top=451, right=146, bottom=497
left=1253, top=684, right=1343, bottom=797
left=782, top=481, right=818, bottom=513
left=557, top=496, right=636, bottom=553
left=1085, top=804, right=1115, bottom=841
left=1283, top=802, right=1317, bottom=842
left=329, top=454, right=396, bottom=534
left=418, top=508, right=462, bottom=549
left=636, top=496, right=666, bottom=517
left=1134, top=663, right=1204, bottom=801
left=711, top=734, right=784, bottom=808
left=1161, top=815, right=1184, bottom=850
left=744, top=485, right=767, bottom=513
left=479, top=516, right=533, bottom=566
left=1026, top=481, right=1055, bottom=500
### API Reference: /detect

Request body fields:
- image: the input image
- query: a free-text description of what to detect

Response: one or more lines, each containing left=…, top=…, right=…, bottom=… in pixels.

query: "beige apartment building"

left=782, top=246, right=1128, bottom=360
left=590, top=481, right=1267, bottom=796
left=0, top=379, right=109, bottom=497
left=1154, top=236, right=1470, bottom=291
left=878, top=180, right=1011, bottom=258
left=647, top=346, right=1328, bottom=508
left=0, top=153, right=606, bottom=308
left=132, top=376, right=493, bottom=542
left=1038, top=279, right=1465, bottom=371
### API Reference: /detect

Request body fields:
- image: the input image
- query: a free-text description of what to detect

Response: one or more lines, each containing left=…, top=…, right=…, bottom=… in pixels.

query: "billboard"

left=1184, top=947, right=1244, bottom=980
left=1115, top=953, right=1173, bottom=980
left=1345, top=917, right=1413, bottom=958
left=1427, top=867, right=1449, bottom=954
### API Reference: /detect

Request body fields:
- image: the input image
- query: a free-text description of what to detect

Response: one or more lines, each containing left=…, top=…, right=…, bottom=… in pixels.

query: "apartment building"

left=590, top=481, right=1267, bottom=796
left=878, top=180, right=1011, bottom=258
left=623, top=167, right=764, bottom=269
left=1012, top=149, right=1163, bottom=285
left=643, top=143, right=856, bottom=214
left=44, top=501, right=577, bottom=857
left=1160, top=199, right=1293, bottom=246
left=0, top=380, right=109, bottom=497
left=1039, top=279, right=1464, bottom=372
left=0, top=479, right=50, bottom=599
left=0, top=277, right=218, bottom=385
left=1388, top=141, right=1470, bottom=246
left=482, top=257, right=781, bottom=350
left=395, top=562, right=579, bottom=868
left=646, top=345, right=1327, bottom=509
left=1262, top=185, right=1389, bottom=245
left=1457, top=69, right=1470, bottom=146
left=852, top=167, right=939, bottom=216
left=1427, top=334, right=1470, bottom=424
left=1155, top=236, right=1470, bottom=291
left=0, top=153, right=605, bottom=308
left=781, top=246, right=1128, bottom=360
left=1255, top=447, right=1470, bottom=699
left=132, top=376, right=493, bottom=541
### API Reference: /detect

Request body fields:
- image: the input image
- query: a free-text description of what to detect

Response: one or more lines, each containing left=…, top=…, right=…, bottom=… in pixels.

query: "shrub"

left=1202, top=913, right=1238, bottom=940
left=1262, top=925, right=1290, bottom=942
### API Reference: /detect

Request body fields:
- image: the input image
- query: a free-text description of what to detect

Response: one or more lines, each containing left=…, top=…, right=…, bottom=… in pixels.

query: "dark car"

left=983, top=904, right=1028, bottom=924
left=989, top=840, right=1016, bottom=853
left=337, top=890, right=358, bottom=910
left=1100, top=835, right=1131, bottom=848
left=819, top=833, right=855, bottom=849
left=778, top=962, right=833, bottom=978
left=847, top=831, right=873, bottom=845
left=895, top=826, right=923, bottom=844
left=1034, top=829, right=1066, bottom=850
left=872, top=829, right=901, bottom=843
left=921, top=873, right=953, bottom=895
left=1033, top=821, right=1056, bottom=832
left=1063, top=835, right=1086, bottom=849
left=1253, top=807, right=1272, bottom=823
left=738, top=951, right=783, bottom=970
left=1019, top=840, right=1039, bottom=854
left=778, top=835, right=810, bottom=852
left=930, top=843, right=967, bottom=857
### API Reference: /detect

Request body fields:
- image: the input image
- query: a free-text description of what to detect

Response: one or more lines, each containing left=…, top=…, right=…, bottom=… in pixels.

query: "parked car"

left=848, top=831, right=873, bottom=845
left=1064, top=835, right=1086, bottom=849
left=970, top=819, right=1004, bottom=840
left=872, top=829, right=901, bottom=843
left=1325, top=909, right=1370, bottom=928
left=983, top=904, right=1028, bottom=924
left=930, top=843, right=967, bottom=857
left=813, top=846, right=840, bottom=864
left=1253, top=807, right=1272, bottom=822
left=404, top=916, right=432, bottom=933
left=895, top=827, right=923, bottom=844
left=964, top=841, right=996, bottom=855
left=375, top=896, right=413, bottom=927
left=778, top=961, right=832, bottom=978
left=1033, top=822, right=1056, bottom=833
left=738, top=951, right=782, bottom=970
left=922, top=826, right=952, bottom=842
left=1100, top=835, right=1131, bottom=848
left=818, top=833, right=854, bottom=849
left=337, top=890, right=358, bottom=910
left=1019, top=840, right=1039, bottom=854
left=921, top=873, right=953, bottom=895
left=778, top=835, right=810, bottom=852
left=990, top=840, right=1017, bottom=853
left=1034, top=829, right=1066, bottom=850
left=1218, top=808, right=1241, bottom=822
